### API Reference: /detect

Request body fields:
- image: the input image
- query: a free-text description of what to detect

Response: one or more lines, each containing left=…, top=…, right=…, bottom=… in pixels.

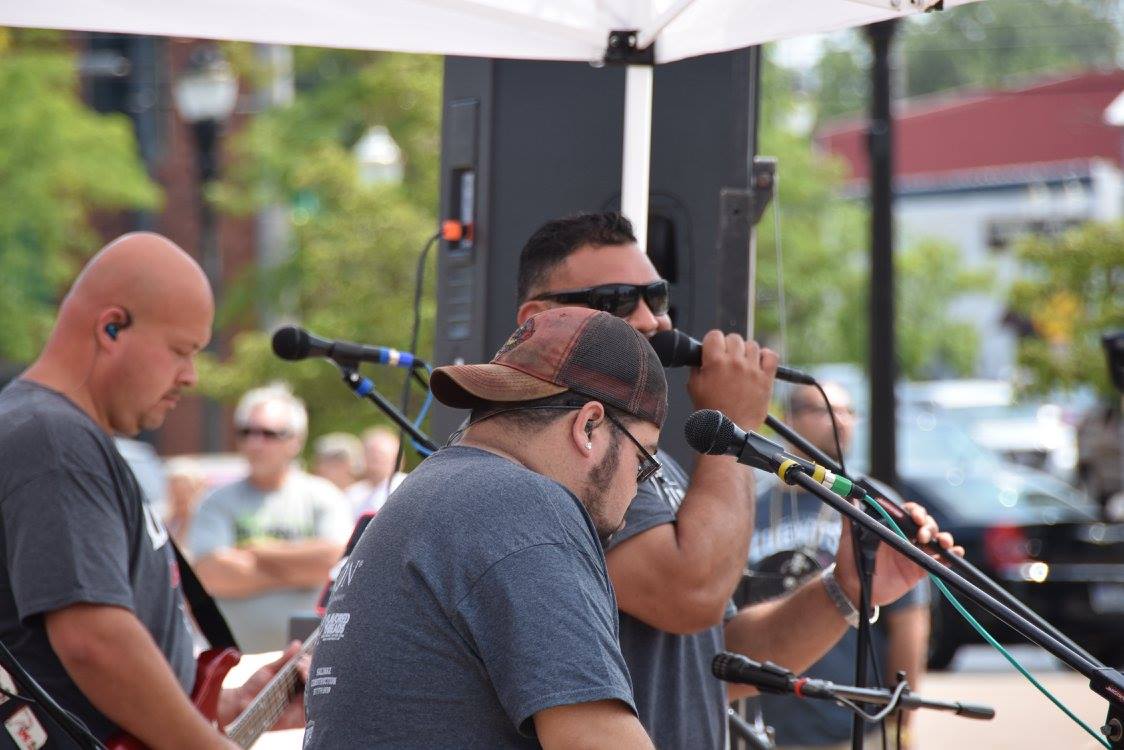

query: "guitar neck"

left=225, top=627, right=320, bottom=749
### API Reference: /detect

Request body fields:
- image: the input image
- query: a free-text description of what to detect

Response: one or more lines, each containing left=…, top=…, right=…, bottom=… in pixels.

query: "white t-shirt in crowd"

left=347, top=472, right=407, bottom=518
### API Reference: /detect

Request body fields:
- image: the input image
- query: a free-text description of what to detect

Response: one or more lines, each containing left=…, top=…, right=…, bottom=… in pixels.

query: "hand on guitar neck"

left=219, top=641, right=311, bottom=732
left=108, top=635, right=314, bottom=750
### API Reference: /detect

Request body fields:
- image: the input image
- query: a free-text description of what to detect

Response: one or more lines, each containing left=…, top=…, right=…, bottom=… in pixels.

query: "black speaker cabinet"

left=433, top=51, right=758, bottom=467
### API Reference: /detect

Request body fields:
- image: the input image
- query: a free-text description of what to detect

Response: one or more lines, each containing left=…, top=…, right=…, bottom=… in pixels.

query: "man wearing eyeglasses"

left=189, top=383, right=353, bottom=652
left=516, top=213, right=959, bottom=749
left=304, top=307, right=667, bottom=748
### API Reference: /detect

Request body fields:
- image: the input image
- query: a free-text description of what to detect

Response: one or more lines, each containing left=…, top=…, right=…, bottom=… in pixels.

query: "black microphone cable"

left=396, top=230, right=441, bottom=469
left=809, top=378, right=847, bottom=477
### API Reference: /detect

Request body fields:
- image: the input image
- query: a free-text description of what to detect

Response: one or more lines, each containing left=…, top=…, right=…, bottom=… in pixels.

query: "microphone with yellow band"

left=683, top=409, right=866, bottom=501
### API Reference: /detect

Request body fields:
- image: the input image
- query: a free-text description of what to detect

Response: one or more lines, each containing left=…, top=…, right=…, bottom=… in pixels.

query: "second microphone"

left=649, top=329, right=815, bottom=385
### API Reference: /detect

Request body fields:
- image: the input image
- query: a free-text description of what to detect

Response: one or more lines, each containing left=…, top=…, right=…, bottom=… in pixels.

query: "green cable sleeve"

left=830, top=474, right=855, bottom=498
left=861, top=494, right=1110, bottom=749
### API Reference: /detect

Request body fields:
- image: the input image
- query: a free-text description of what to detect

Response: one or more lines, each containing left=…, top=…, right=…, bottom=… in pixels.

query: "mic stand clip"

left=336, top=362, right=438, bottom=454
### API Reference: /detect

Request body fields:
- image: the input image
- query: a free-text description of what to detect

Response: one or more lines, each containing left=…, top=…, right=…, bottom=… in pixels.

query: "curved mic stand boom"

left=739, top=425, right=1124, bottom=748
left=764, top=414, right=1102, bottom=670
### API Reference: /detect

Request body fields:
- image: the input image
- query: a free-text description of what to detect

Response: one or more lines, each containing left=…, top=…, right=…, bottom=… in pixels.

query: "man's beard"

left=581, top=436, right=622, bottom=542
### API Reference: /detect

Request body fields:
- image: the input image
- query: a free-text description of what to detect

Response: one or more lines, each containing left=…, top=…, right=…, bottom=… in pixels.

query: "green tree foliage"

left=902, top=0, right=1120, bottom=97
left=812, top=0, right=1121, bottom=121
left=813, top=40, right=871, bottom=123
left=0, top=29, right=161, bottom=363
left=1008, top=222, right=1124, bottom=396
left=754, top=58, right=867, bottom=365
left=755, top=54, right=988, bottom=379
left=834, top=240, right=991, bottom=379
left=203, top=49, right=442, bottom=446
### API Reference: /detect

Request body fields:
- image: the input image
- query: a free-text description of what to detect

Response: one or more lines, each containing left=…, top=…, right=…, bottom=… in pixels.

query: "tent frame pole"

left=604, top=30, right=656, bottom=250
left=622, top=64, right=654, bottom=249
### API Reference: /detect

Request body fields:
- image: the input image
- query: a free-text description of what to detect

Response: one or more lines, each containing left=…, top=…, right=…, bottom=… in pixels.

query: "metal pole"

left=866, top=19, right=898, bottom=488
left=194, top=118, right=224, bottom=452
left=857, top=21, right=898, bottom=748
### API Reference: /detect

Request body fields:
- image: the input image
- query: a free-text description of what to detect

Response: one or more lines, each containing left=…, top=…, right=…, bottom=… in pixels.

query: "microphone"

left=684, top=409, right=865, bottom=500
left=712, top=653, right=796, bottom=695
left=649, top=329, right=816, bottom=385
left=272, top=326, right=420, bottom=369
left=712, top=652, right=996, bottom=720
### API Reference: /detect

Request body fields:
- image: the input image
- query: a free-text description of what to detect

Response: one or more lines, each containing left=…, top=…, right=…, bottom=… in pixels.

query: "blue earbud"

left=105, top=309, right=132, bottom=341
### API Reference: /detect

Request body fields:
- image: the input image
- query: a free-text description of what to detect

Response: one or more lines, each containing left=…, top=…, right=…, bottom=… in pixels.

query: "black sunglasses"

left=236, top=425, right=292, bottom=441
left=605, top=413, right=661, bottom=483
left=532, top=280, right=670, bottom=318
left=452, top=404, right=660, bottom=483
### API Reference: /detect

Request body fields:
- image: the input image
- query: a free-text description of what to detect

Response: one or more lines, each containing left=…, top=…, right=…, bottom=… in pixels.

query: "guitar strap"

left=171, top=540, right=239, bottom=652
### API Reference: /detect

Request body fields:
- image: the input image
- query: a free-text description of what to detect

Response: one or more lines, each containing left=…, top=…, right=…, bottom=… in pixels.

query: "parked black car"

left=853, top=411, right=1124, bottom=670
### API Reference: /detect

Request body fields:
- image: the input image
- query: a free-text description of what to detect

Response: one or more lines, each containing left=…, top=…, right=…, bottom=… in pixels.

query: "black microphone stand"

left=336, top=362, right=438, bottom=454
left=764, top=414, right=1102, bottom=668
left=716, top=654, right=995, bottom=722
left=758, top=414, right=880, bottom=749
left=744, top=438, right=1124, bottom=748
left=850, top=522, right=880, bottom=750
left=726, top=707, right=774, bottom=750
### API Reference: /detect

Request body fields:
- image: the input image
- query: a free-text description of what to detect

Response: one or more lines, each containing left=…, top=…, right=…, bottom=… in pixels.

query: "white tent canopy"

left=4, top=0, right=969, bottom=64
left=2, top=0, right=977, bottom=250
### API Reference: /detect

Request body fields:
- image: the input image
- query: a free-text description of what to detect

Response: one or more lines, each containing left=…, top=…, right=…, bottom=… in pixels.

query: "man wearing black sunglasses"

left=531, top=280, right=671, bottom=320
left=516, top=213, right=959, bottom=750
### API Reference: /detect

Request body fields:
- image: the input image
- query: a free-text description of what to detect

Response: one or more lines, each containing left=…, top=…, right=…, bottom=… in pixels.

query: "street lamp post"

left=173, top=45, right=238, bottom=452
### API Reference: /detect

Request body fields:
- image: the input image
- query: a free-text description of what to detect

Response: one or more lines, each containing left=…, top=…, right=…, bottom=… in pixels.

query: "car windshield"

left=847, top=411, right=1097, bottom=524
left=849, top=409, right=1004, bottom=475
left=906, top=469, right=1097, bottom=525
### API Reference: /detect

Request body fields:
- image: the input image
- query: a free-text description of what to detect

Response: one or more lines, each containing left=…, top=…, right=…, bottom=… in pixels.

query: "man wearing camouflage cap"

left=304, top=307, right=665, bottom=749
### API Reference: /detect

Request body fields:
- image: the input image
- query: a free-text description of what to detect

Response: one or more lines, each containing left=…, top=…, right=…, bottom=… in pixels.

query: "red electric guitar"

left=108, top=627, right=319, bottom=749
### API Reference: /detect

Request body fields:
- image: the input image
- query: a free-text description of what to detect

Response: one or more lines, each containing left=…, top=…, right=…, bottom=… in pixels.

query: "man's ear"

left=517, top=299, right=550, bottom=325
left=95, top=307, right=132, bottom=348
left=572, top=401, right=606, bottom=452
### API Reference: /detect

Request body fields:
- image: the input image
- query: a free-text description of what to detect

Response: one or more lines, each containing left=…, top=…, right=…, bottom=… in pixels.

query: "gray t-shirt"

left=188, top=471, right=353, bottom=652
left=303, top=446, right=635, bottom=749
left=0, top=380, right=195, bottom=741
left=606, top=450, right=731, bottom=750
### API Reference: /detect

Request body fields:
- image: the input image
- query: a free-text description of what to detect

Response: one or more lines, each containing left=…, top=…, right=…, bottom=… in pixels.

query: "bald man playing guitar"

left=0, top=234, right=306, bottom=749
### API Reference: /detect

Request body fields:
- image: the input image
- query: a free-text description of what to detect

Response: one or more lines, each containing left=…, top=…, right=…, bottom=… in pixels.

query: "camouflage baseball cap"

left=430, top=307, right=668, bottom=427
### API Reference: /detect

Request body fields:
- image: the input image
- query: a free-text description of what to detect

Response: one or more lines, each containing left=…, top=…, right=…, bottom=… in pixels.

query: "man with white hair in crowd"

left=189, top=383, right=354, bottom=651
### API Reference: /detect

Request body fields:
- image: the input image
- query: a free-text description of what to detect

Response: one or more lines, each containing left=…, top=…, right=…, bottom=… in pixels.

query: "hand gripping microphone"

left=649, top=329, right=816, bottom=385
left=684, top=409, right=866, bottom=501
left=272, top=326, right=423, bottom=369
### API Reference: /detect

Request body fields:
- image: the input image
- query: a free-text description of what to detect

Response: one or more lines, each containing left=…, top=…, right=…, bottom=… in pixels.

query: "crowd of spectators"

left=156, top=382, right=406, bottom=650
